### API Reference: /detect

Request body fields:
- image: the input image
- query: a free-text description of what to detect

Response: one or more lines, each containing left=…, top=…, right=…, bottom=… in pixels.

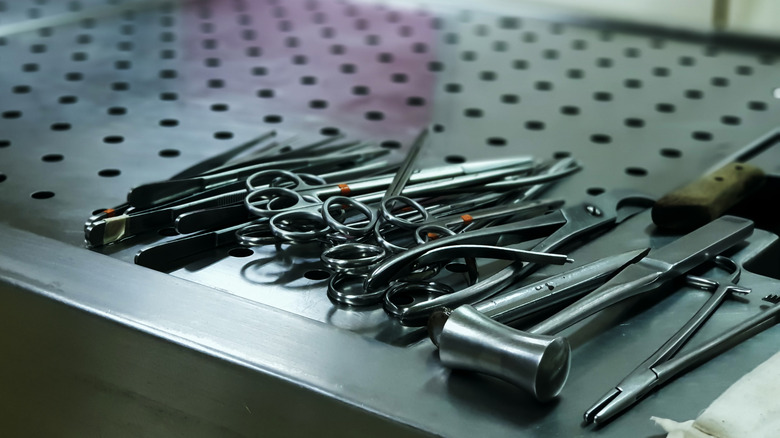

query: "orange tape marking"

left=338, top=184, right=351, bottom=196
left=460, top=214, right=474, bottom=224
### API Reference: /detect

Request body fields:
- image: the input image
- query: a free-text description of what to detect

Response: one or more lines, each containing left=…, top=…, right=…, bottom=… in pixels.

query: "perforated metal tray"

left=1, top=0, right=779, bottom=437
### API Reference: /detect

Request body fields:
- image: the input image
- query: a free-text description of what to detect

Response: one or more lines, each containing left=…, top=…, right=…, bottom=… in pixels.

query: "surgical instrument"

left=322, top=196, right=562, bottom=282
left=134, top=220, right=254, bottom=271
left=586, top=292, right=780, bottom=424
left=127, top=148, right=391, bottom=209
left=325, top=198, right=565, bottom=306
left=583, top=256, right=751, bottom=425
left=322, top=127, right=430, bottom=238
left=427, top=215, right=754, bottom=401
left=169, top=131, right=278, bottom=179
left=371, top=189, right=656, bottom=325
left=173, top=160, right=399, bottom=236
left=245, top=159, right=537, bottom=243
left=84, top=131, right=277, bottom=229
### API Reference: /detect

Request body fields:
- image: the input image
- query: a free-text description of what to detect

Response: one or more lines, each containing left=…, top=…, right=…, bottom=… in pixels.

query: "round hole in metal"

left=42, top=154, right=64, bottom=162
left=51, top=123, right=71, bottom=131
left=660, top=148, right=683, bottom=158
left=98, top=169, right=121, bottom=177
left=380, top=140, right=401, bottom=149
left=587, top=187, right=606, bottom=196
left=304, top=269, right=331, bottom=281
left=486, top=137, right=506, bottom=146
left=625, top=167, right=648, bottom=177
left=31, top=191, right=55, bottom=199
left=229, top=247, right=254, bottom=258
left=103, top=136, right=124, bottom=144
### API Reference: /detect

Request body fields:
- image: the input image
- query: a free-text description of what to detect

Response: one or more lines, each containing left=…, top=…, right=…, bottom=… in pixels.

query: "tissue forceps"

left=584, top=256, right=752, bottom=425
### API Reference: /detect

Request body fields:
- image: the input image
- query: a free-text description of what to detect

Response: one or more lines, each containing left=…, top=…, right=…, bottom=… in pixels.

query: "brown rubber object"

left=652, top=162, right=765, bottom=232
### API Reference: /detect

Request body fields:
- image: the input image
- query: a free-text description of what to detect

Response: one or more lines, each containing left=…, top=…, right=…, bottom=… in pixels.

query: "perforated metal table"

left=1, top=0, right=779, bottom=436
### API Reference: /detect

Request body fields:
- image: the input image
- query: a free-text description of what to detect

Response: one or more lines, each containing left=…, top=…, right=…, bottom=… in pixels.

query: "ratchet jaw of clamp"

left=583, top=376, right=656, bottom=426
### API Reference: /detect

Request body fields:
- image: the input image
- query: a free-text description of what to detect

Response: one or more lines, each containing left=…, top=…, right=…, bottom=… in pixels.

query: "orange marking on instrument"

left=427, top=232, right=440, bottom=240
left=338, top=183, right=351, bottom=196
left=461, top=214, right=474, bottom=224
left=104, top=208, right=115, bottom=214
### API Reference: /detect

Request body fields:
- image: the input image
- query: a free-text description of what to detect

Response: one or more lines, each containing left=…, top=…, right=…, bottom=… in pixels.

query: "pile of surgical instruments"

left=84, top=128, right=581, bottom=291
left=84, top=127, right=780, bottom=427
left=425, top=213, right=780, bottom=427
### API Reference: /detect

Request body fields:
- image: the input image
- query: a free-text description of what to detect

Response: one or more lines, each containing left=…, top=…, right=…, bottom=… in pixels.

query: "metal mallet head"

left=429, top=305, right=571, bottom=402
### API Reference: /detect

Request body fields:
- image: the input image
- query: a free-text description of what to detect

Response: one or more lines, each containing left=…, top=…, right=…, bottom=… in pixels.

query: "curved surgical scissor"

left=370, top=189, right=657, bottom=324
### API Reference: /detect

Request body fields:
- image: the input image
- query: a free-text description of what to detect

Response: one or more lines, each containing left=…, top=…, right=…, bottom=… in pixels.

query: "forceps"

left=584, top=256, right=752, bottom=425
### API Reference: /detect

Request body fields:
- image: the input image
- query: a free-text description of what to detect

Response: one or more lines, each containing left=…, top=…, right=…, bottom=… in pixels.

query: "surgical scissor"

left=240, top=157, right=537, bottom=243
left=370, top=189, right=657, bottom=325
left=325, top=198, right=568, bottom=306
left=127, top=145, right=390, bottom=209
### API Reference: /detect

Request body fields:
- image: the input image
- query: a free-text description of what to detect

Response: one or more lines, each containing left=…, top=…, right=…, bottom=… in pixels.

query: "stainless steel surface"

left=1, top=0, right=780, bottom=436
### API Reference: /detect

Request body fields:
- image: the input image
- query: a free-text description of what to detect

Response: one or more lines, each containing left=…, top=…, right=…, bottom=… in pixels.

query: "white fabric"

left=653, top=350, right=780, bottom=438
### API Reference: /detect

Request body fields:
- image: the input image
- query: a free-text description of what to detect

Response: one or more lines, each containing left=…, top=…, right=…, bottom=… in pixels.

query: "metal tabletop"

left=1, top=0, right=779, bottom=436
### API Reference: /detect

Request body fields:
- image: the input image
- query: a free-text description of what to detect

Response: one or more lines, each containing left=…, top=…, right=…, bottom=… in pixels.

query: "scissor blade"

left=202, top=135, right=354, bottom=175
left=170, top=131, right=276, bottom=179
left=457, top=157, right=536, bottom=174
left=175, top=204, right=250, bottom=234
left=385, top=128, right=428, bottom=199
left=134, top=222, right=246, bottom=271
left=128, top=149, right=389, bottom=209
left=529, top=215, right=754, bottom=336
